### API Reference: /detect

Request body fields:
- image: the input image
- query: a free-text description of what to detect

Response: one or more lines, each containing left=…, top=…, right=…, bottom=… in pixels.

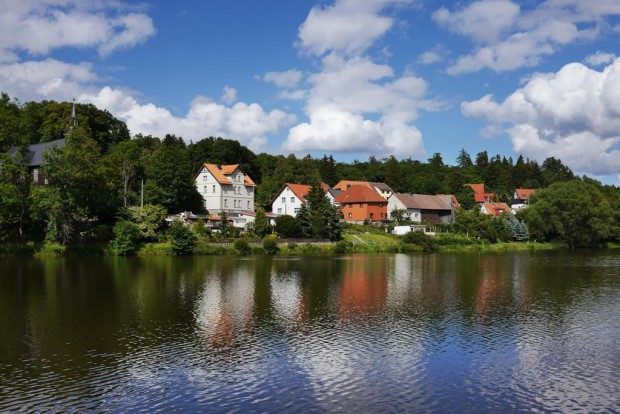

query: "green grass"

left=437, top=241, right=562, bottom=252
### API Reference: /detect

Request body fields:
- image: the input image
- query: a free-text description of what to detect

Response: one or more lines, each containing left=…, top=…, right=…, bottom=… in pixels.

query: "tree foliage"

left=168, top=220, right=196, bottom=255
left=518, top=180, right=615, bottom=248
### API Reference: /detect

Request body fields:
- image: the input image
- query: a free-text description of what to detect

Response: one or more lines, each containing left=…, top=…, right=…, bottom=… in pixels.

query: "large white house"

left=271, top=182, right=333, bottom=216
left=195, top=163, right=255, bottom=215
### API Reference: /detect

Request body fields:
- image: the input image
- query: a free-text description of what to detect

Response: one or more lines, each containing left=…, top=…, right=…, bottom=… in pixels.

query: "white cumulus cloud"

left=434, top=0, right=620, bottom=74
left=462, top=59, right=620, bottom=176
left=297, top=0, right=411, bottom=56
left=585, top=51, right=617, bottom=67
left=0, top=1, right=155, bottom=61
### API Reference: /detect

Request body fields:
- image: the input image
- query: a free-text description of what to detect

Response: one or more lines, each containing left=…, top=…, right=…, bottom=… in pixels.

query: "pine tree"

left=296, top=203, right=311, bottom=238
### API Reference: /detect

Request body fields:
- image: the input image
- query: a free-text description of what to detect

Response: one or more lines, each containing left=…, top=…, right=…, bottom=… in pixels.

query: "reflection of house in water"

left=195, top=268, right=255, bottom=346
left=475, top=256, right=507, bottom=316
left=339, top=257, right=388, bottom=317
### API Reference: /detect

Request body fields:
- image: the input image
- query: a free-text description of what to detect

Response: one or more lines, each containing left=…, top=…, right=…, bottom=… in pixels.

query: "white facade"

left=195, top=165, right=255, bottom=215
left=271, top=186, right=304, bottom=216
left=387, top=195, right=421, bottom=222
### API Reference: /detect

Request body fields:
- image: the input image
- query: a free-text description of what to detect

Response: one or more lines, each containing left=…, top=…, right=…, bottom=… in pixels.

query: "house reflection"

left=194, top=267, right=255, bottom=347
left=475, top=255, right=506, bottom=316
left=339, top=256, right=388, bottom=317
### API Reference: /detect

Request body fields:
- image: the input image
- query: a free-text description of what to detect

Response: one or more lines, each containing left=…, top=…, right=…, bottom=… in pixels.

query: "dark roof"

left=370, top=182, right=393, bottom=192
left=392, top=193, right=452, bottom=210
left=8, top=138, right=65, bottom=167
left=328, top=188, right=341, bottom=198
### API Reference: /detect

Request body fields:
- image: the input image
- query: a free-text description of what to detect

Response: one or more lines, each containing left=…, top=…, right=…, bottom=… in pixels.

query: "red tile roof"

left=468, top=183, right=485, bottom=194
left=202, top=164, right=255, bottom=186
left=515, top=188, right=536, bottom=200
left=335, top=185, right=385, bottom=203
left=482, top=202, right=511, bottom=217
left=275, top=183, right=330, bottom=204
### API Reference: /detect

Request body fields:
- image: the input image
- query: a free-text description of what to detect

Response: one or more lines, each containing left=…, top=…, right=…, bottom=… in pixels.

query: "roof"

left=333, top=180, right=372, bottom=191
left=276, top=182, right=330, bottom=203
left=328, top=188, right=341, bottom=198
left=202, top=163, right=255, bottom=186
left=392, top=193, right=453, bottom=211
left=437, top=194, right=461, bottom=209
left=515, top=188, right=536, bottom=200
left=8, top=138, right=66, bottom=167
left=467, top=183, right=485, bottom=194
left=369, top=182, right=393, bottom=192
left=238, top=210, right=278, bottom=218
left=482, top=202, right=511, bottom=217
left=335, top=185, right=386, bottom=203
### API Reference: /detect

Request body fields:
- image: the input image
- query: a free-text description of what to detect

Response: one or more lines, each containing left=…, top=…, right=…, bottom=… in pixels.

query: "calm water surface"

left=0, top=251, right=618, bottom=413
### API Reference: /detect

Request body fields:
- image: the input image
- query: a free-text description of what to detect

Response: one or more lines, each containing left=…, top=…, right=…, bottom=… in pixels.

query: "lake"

left=0, top=251, right=618, bottom=413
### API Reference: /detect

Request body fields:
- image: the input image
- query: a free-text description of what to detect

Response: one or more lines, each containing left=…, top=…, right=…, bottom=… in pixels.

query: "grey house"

left=7, top=138, right=66, bottom=185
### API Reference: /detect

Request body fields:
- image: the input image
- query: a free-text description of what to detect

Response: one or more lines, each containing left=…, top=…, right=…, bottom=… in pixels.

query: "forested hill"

left=1, top=93, right=618, bottom=214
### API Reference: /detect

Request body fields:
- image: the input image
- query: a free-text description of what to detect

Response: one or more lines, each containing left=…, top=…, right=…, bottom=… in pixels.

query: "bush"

left=233, top=238, right=251, bottom=255
left=275, top=215, right=301, bottom=238
left=263, top=234, right=279, bottom=254
left=167, top=220, right=196, bottom=255
left=192, top=219, right=211, bottom=240
left=401, top=230, right=437, bottom=252
left=333, top=240, right=352, bottom=254
left=126, top=204, right=167, bottom=241
left=138, top=242, right=174, bottom=256
left=40, top=242, right=67, bottom=256
left=111, top=220, right=141, bottom=256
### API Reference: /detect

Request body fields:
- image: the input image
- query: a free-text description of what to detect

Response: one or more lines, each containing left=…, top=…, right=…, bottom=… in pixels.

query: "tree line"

left=0, top=93, right=618, bottom=250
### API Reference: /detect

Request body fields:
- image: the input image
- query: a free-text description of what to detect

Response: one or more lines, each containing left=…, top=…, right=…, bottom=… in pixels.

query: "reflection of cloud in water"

left=195, top=268, right=255, bottom=346
left=270, top=271, right=301, bottom=324
left=388, top=254, right=423, bottom=309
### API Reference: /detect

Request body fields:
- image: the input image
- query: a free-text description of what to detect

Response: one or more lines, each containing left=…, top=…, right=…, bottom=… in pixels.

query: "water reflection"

left=0, top=251, right=618, bottom=412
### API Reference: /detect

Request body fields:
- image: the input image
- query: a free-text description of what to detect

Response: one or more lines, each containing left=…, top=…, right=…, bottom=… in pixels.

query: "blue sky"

left=1, top=0, right=619, bottom=182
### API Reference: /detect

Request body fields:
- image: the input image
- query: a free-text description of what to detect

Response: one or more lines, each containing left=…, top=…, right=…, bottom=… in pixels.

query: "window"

left=203, top=186, right=207, bottom=192
left=203, top=174, right=208, bottom=181
left=348, top=212, right=352, bottom=218
left=277, top=208, right=282, bottom=213
left=282, top=197, right=286, bottom=203
left=212, top=185, right=216, bottom=193
left=291, top=197, right=295, bottom=203
left=224, top=199, right=228, bottom=207
left=294, top=208, right=300, bottom=213
left=233, top=200, right=237, bottom=208
left=370, top=213, right=374, bottom=219
left=33, top=168, right=39, bottom=182
left=380, top=212, right=383, bottom=217
left=248, top=188, right=253, bottom=194
left=247, top=201, right=250, bottom=209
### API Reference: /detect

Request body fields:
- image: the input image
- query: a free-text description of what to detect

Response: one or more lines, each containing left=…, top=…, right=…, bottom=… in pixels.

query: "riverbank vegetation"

left=0, top=93, right=618, bottom=256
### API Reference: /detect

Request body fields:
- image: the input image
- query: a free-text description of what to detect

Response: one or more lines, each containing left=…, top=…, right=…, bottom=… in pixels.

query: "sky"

left=1, top=0, right=619, bottom=183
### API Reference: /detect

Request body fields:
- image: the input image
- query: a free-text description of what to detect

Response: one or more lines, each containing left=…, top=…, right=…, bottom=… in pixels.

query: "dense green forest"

left=1, top=93, right=618, bottom=250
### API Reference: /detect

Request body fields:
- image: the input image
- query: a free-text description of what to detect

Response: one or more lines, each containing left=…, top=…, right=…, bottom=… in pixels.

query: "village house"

left=335, top=185, right=387, bottom=223
left=333, top=180, right=393, bottom=199
left=195, top=163, right=255, bottom=215
left=387, top=193, right=456, bottom=224
left=231, top=211, right=278, bottom=229
left=7, top=138, right=66, bottom=185
left=271, top=182, right=333, bottom=216
left=511, top=188, right=536, bottom=212
left=467, top=183, right=497, bottom=204
left=481, top=202, right=511, bottom=217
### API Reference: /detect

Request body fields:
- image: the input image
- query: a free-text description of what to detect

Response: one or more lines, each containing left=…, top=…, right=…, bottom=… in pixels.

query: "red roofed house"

left=333, top=180, right=393, bottom=199
left=335, top=185, right=387, bottom=223
left=195, top=164, right=256, bottom=214
left=271, top=182, right=331, bottom=216
left=481, top=202, right=511, bottom=217
left=467, top=183, right=497, bottom=204
left=511, top=188, right=536, bottom=212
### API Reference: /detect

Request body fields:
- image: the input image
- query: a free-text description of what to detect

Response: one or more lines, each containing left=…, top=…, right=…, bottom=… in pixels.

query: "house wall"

left=196, top=167, right=255, bottom=214
left=340, top=202, right=387, bottom=222
left=271, top=186, right=304, bottom=216
left=387, top=197, right=421, bottom=222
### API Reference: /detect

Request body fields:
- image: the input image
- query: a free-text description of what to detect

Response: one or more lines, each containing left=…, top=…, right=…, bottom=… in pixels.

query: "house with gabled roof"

left=335, top=185, right=387, bottom=223
left=195, top=163, right=255, bottom=215
left=511, top=188, right=536, bottom=212
left=466, top=183, right=497, bottom=204
left=387, top=193, right=456, bottom=224
left=333, top=180, right=393, bottom=200
left=481, top=202, right=511, bottom=217
left=271, top=182, right=332, bottom=216
left=7, top=138, right=66, bottom=185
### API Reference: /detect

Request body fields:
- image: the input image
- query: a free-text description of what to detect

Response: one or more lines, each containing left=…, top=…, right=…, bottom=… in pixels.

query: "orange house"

left=335, top=185, right=387, bottom=223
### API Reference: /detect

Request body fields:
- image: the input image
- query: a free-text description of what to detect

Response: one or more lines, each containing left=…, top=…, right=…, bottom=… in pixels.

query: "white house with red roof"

left=271, top=182, right=332, bottom=216
left=511, top=188, right=536, bottom=212
left=195, top=163, right=255, bottom=214
left=481, top=202, right=511, bottom=217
